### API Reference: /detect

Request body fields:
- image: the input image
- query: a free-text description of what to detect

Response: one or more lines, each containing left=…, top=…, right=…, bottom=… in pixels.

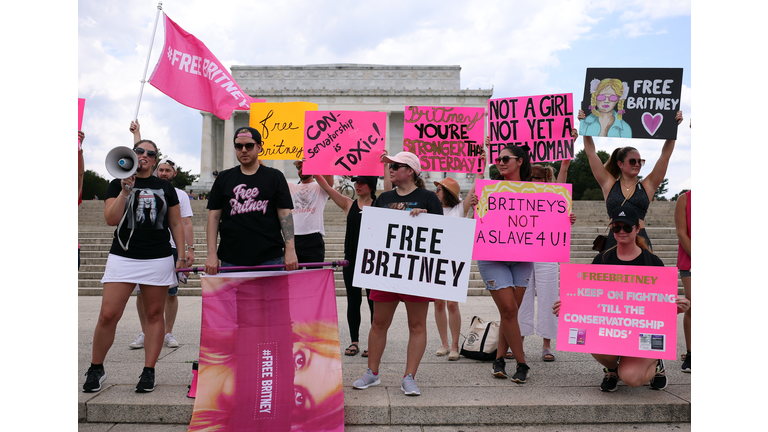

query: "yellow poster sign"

left=249, top=102, right=318, bottom=160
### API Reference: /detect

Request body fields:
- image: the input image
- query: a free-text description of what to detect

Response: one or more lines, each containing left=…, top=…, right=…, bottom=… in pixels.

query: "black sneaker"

left=650, top=359, right=667, bottom=390
left=492, top=357, right=508, bottom=378
left=83, top=365, right=106, bottom=393
left=135, top=368, right=156, bottom=393
left=681, top=352, right=690, bottom=373
left=600, top=368, right=619, bottom=392
left=511, top=363, right=529, bottom=383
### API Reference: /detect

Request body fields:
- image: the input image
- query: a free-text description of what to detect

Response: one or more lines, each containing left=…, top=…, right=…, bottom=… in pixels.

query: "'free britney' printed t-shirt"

left=207, top=165, right=294, bottom=266
left=288, top=181, right=329, bottom=236
left=106, top=176, right=179, bottom=259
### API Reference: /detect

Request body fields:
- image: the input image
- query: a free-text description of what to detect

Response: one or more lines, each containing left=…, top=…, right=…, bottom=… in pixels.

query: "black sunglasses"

left=234, top=142, right=256, bottom=151
left=389, top=162, right=409, bottom=171
left=625, top=158, right=645, bottom=166
left=611, top=224, right=634, bottom=233
left=494, top=155, right=518, bottom=164
left=134, top=147, right=157, bottom=157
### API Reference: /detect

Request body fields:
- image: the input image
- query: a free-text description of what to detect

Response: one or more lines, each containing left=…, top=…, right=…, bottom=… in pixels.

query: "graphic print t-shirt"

left=288, top=181, right=329, bottom=236
left=207, top=166, right=294, bottom=266
left=107, top=176, right=179, bottom=259
left=374, top=187, right=444, bottom=215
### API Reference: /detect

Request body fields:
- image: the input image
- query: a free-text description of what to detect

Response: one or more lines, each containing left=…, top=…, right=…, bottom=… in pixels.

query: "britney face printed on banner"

left=190, top=320, right=343, bottom=432
left=580, top=78, right=632, bottom=138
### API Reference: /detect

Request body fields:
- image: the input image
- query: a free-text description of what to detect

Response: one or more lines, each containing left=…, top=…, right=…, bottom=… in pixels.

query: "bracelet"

left=119, top=192, right=129, bottom=199
left=187, top=246, right=195, bottom=250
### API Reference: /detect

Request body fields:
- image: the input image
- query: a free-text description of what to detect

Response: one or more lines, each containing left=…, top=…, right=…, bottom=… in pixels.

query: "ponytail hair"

left=604, top=146, right=638, bottom=180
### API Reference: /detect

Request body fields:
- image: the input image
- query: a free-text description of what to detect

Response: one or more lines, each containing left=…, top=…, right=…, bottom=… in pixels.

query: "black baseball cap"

left=611, top=205, right=639, bottom=226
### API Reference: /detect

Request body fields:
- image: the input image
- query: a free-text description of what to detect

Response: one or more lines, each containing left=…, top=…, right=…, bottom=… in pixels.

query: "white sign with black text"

left=353, top=206, right=476, bottom=302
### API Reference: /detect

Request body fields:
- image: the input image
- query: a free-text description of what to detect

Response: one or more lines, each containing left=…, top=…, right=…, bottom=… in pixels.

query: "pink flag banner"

left=78, top=98, right=85, bottom=149
left=487, top=94, right=575, bottom=164
left=189, top=269, right=344, bottom=432
left=403, top=106, right=485, bottom=173
left=149, top=13, right=265, bottom=120
left=556, top=263, right=679, bottom=360
left=302, top=111, right=387, bottom=176
left=472, top=179, right=572, bottom=262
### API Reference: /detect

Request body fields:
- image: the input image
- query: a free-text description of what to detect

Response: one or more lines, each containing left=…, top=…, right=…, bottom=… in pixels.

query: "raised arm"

left=130, top=120, right=141, bottom=144
left=577, top=110, right=615, bottom=196
left=315, top=172, right=353, bottom=214
left=642, top=111, right=683, bottom=200
left=381, top=150, right=393, bottom=191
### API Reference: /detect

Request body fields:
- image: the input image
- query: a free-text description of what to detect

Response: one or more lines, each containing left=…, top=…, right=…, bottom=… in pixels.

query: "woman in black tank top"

left=577, top=109, right=684, bottom=251
left=315, top=174, right=377, bottom=357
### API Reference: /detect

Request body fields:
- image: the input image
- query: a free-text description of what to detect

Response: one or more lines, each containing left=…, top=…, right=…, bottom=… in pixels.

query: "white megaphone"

left=105, top=146, right=142, bottom=179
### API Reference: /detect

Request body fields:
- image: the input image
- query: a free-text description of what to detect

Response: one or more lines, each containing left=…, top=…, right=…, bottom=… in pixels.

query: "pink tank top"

left=676, top=190, right=691, bottom=271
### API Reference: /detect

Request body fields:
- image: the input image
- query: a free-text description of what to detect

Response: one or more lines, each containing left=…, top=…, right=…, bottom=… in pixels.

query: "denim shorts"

left=476, top=260, right=534, bottom=290
left=679, top=269, right=691, bottom=278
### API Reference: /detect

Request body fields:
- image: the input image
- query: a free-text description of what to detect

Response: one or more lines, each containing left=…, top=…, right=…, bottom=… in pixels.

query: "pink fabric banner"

left=303, top=110, right=387, bottom=176
left=556, top=263, right=679, bottom=360
left=402, top=106, right=485, bottom=173
left=189, top=269, right=344, bottom=432
left=487, top=94, right=575, bottom=164
left=149, top=13, right=265, bottom=120
left=472, top=179, right=572, bottom=262
left=78, top=98, right=85, bottom=149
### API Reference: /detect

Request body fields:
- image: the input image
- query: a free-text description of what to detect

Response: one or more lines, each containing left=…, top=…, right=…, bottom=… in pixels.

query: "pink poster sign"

left=78, top=98, right=85, bottom=150
left=302, top=110, right=387, bottom=176
left=487, top=93, right=575, bottom=164
left=403, top=106, right=485, bottom=173
left=557, top=263, right=679, bottom=360
left=472, top=179, right=572, bottom=262
left=189, top=269, right=344, bottom=432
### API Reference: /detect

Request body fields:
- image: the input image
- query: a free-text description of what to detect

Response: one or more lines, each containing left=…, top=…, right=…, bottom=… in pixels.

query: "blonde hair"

left=532, top=164, right=557, bottom=183
left=590, top=78, right=626, bottom=120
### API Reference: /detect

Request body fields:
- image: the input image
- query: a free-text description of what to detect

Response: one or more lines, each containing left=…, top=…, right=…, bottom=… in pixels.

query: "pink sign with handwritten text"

left=472, top=180, right=572, bottom=262
left=557, top=263, right=679, bottom=360
left=302, top=111, right=386, bottom=176
left=403, top=106, right=485, bottom=173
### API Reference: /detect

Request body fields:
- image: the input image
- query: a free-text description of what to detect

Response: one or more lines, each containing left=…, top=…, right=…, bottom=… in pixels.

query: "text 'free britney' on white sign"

left=352, top=206, right=476, bottom=302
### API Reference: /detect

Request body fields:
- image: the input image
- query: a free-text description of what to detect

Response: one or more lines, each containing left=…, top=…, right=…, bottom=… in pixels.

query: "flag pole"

left=133, top=1, right=163, bottom=121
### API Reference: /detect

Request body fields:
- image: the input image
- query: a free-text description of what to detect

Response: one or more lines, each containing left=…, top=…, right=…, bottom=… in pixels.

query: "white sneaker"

left=129, top=333, right=145, bottom=349
left=164, top=333, right=179, bottom=348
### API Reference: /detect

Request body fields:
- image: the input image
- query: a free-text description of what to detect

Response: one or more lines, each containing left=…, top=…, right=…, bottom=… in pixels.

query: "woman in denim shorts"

left=476, top=140, right=534, bottom=384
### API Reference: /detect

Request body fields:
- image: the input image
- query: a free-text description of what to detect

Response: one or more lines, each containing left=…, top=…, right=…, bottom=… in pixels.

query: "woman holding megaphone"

left=83, top=137, right=189, bottom=394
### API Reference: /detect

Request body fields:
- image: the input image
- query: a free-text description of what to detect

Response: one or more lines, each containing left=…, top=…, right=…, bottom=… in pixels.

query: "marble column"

left=199, top=112, right=214, bottom=185
left=223, top=114, right=237, bottom=170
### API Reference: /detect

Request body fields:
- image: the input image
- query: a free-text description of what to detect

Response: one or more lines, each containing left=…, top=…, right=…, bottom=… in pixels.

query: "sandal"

left=361, top=349, right=369, bottom=357
left=344, top=343, right=360, bottom=356
left=542, top=348, right=555, bottom=362
left=504, top=348, right=515, bottom=360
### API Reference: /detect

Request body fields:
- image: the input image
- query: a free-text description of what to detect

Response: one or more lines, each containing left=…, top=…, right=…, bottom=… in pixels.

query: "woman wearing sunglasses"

left=475, top=140, right=534, bottom=383
left=352, top=151, right=442, bottom=396
left=83, top=138, right=188, bottom=394
left=552, top=205, right=690, bottom=392
left=578, top=109, right=683, bottom=252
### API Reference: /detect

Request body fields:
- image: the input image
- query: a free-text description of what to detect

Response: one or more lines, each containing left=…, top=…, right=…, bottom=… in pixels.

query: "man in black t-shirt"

left=205, top=127, right=297, bottom=273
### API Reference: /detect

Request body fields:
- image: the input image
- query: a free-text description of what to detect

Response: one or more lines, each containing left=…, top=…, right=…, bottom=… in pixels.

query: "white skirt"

left=101, top=254, right=176, bottom=287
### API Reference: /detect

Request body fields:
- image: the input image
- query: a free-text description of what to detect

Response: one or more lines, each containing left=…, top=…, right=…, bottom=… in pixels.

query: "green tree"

left=654, top=178, right=669, bottom=201
left=172, top=165, right=199, bottom=190
left=568, top=149, right=610, bottom=200
left=670, top=189, right=690, bottom=201
left=82, top=170, right=110, bottom=200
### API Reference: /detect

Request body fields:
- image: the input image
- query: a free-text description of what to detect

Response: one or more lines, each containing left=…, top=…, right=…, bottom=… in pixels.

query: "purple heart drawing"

left=641, top=113, right=663, bottom=136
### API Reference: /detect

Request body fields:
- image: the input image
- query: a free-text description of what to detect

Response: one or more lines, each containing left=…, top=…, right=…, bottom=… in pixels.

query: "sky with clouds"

left=78, top=0, right=691, bottom=197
